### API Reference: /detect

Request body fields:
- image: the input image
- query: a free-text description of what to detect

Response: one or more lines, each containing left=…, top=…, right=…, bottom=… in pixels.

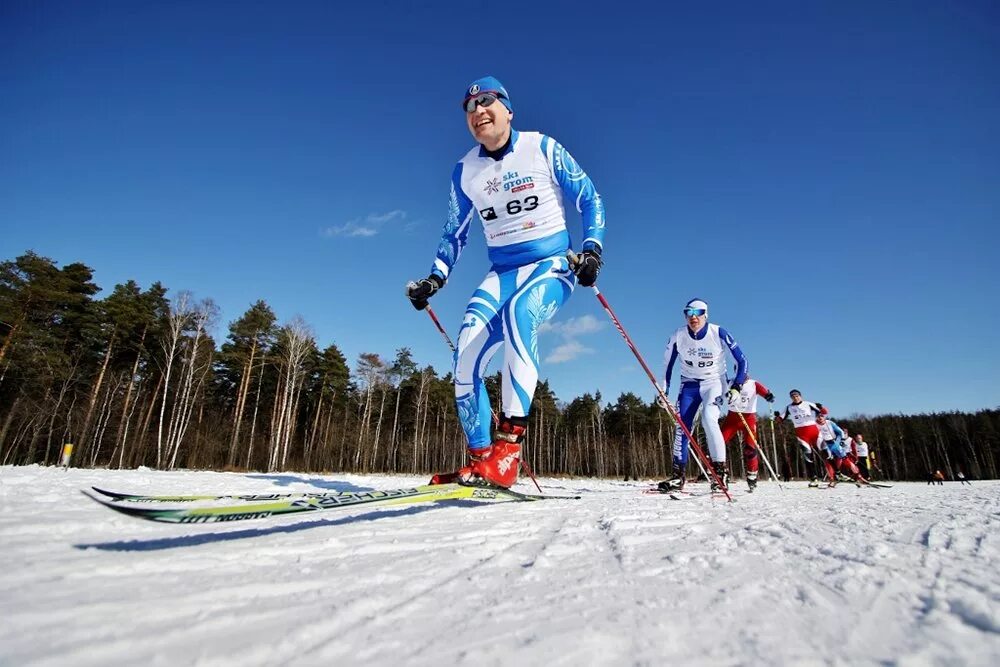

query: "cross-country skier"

left=774, top=389, right=829, bottom=486
left=838, top=425, right=855, bottom=481
left=658, top=299, right=748, bottom=492
left=720, top=373, right=775, bottom=491
left=852, top=432, right=872, bottom=479
left=406, top=76, right=605, bottom=488
left=816, top=413, right=864, bottom=485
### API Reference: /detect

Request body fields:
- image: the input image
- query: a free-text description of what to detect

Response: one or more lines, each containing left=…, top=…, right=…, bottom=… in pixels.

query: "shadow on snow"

left=243, top=474, right=376, bottom=494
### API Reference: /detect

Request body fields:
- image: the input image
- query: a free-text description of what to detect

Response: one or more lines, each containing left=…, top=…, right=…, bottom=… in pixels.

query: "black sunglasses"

left=464, top=92, right=499, bottom=113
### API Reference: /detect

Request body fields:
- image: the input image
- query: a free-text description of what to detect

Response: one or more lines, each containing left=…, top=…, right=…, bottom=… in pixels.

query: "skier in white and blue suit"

left=658, top=298, right=748, bottom=492
left=407, top=76, right=605, bottom=488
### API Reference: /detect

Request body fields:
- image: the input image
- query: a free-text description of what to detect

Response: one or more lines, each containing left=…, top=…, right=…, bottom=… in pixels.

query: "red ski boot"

left=457, top=417, right=526, bottom=488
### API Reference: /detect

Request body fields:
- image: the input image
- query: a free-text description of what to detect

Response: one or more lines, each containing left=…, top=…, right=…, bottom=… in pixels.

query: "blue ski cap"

left=464, top=76, right=512, bottom=112
left=684, top=298, right=708, bottom=316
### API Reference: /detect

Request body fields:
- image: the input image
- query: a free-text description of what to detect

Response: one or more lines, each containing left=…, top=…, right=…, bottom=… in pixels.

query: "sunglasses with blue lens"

left=683, top=308, right=707, bottom=317
left=463, top=92, right=499, bottom=113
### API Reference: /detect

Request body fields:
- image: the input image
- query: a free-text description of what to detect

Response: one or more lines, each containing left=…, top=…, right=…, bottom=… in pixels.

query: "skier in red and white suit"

left=720, top=376, right=775, bottom=492
left=774, top=389, right=829, bottom=486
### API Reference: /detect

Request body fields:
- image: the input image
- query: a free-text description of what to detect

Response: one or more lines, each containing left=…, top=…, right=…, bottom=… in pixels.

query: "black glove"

left=572, top=247, right=603, bottom=287
left=406, top=274, right=444, bottom=311
left=816, top=402, right=824, bottom=410
left=773, top=411, right=781, bottom=420
left=764, top=392, right=775, bottom=403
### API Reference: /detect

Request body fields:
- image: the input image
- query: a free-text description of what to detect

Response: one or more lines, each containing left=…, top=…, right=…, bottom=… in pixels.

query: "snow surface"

left=1, top=466, right=998, bottom=667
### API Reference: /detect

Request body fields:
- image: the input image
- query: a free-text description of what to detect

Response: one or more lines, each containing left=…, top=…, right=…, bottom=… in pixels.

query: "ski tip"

left=90, top=486, right=135, bottom=500
left=82, top=489, right=115, bottom=504
left=82, top=490, right=164, bottom=521
left=81, top=489, right=118, bottom=508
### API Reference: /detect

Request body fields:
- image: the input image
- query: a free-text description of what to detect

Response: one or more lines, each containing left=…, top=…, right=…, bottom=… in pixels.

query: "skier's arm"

left=541, top=136, right=605, bottom=252
left=808, top=401, right=828, bottom=417
left=755, top=381, right=775, bottom=403
left=830, top=421, right=844, bottom=442
left=719, top=327, right=748, bottom=387
left=663, top=334, right=678, bottom=395
left=431, top=163, right=476, bottom=282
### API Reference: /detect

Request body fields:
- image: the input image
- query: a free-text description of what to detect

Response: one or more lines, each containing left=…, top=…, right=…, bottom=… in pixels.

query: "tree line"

left=2, top=251, right=997, bottom=481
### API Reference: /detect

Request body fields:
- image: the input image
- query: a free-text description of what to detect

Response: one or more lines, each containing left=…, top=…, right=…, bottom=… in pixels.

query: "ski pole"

left=655, top=399, right=709, bottom=484
left=735, top=411, right=784, bottom=491
left=422, top=306, right=543, bottom=494
left=568, top=252, right=733, bottom=502
left=425, top=305, right=457, bottom=355
left=773, top=414, right=793, bottom=481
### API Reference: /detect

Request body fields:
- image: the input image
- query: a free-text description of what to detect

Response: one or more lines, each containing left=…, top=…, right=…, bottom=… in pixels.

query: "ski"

left=90, top=486, right=345, bottom=504
left=643, top=486, right=727, bottom=501
left=642, top=486, right=689, bottom=496
left=91, top=482, right=580, bottom=505
left=84, top=482, right=579, bottom=524
left=669, top=490, right=728, bottom=500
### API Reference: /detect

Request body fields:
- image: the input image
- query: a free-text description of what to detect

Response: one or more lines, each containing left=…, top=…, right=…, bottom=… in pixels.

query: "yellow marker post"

left=60, top=443, right=74, bottom=467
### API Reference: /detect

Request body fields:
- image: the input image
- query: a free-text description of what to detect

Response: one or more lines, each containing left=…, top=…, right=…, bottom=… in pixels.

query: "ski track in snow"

left=1, top=466, right=998, bottom=666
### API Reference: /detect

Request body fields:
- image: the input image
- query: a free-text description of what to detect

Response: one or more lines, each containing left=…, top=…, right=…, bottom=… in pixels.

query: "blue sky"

left=2, top=1, right=998, bottom=417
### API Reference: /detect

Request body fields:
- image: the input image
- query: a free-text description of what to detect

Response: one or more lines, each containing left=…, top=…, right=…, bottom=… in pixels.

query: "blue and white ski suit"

left=664, top=324, right=747, bottom=466
left=431, top=129, right=605, bottom=450
left=818, top=419, right=847, bottom=459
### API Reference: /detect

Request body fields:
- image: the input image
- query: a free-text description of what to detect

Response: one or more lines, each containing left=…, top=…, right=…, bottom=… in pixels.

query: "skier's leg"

left=655, top=382, right=702, bottom=491
left=699, top=378, right=727, bottom=462
left=454, top=273, right=505, bottom=450
left=458, top=257, right=572, bottom=488
left=700, top=378, right=730, bottom=488
left=741, top=413, right=759, bottom=487
left=672, top=383, right=703, bottom=471
left=796, top=425, right=821, bottom=483
left=818, top=446, right=835, bottom=482
left=719, top=411, right=741, bottom=447
left=501, top=257, right=574, bottom=419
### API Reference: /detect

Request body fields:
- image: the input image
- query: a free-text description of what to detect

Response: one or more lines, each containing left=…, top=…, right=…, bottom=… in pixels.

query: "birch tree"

left=267, top=317, right=314, bottom=471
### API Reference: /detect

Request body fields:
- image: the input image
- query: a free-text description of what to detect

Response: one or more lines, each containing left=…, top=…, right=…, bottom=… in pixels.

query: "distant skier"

left=774, top=389, right=829, bottom=486
left=720, top=373, right=775, bottom=491
left=852, top=432, right=871, bottom=479
left=957, top=470, right=971, bottom=485
left=816, top=413, right=864, bottom=485
left=658, top=298, right=748, bottom=492
left=407, top=76, right=605, bottom=488
left=841, top=427, right=854, bottom=465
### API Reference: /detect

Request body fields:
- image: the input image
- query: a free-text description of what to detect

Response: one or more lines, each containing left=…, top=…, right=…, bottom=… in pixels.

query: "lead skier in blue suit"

left=406, top=76, right=606, bottom=488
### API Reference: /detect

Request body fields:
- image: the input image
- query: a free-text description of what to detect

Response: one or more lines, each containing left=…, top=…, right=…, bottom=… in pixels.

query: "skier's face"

left=790, top=391, right=802, bottom=404
left=466, top=94, right=512, bottom=150
left=685, top=311, right=707, bottom=332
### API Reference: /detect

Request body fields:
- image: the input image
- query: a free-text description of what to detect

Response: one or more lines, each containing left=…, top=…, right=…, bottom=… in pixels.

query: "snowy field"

left=1, top=466, right=998, bottom=667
